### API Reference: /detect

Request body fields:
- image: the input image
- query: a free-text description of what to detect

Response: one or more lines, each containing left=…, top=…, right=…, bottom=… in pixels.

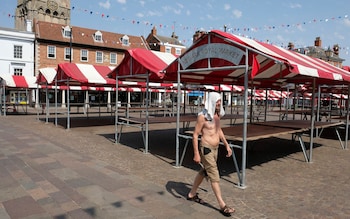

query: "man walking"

left=187, top=92, right=235, bottom=217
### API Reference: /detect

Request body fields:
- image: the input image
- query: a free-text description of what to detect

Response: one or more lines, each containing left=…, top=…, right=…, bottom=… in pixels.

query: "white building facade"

left=0, top=27, right=36, bottom=105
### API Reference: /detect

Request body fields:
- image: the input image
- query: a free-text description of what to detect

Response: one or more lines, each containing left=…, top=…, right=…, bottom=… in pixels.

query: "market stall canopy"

left=162, top=30, right=350, bottom=86
left=0, top=74, right=37, bottom=88
left=252, top=89, right=290, bottom=100
left=55, top=63, right=116, bottom=86
left=343, top=66, right=350, bottom=72
left=39, top=66, right=178, bottom=91
left=38, top=67, right=116, bottom=90
left=108, top=48, right=177, bottom=82
left=37, top=67, right=57, bottom=84
left=203, top=84, right=244, bottom=92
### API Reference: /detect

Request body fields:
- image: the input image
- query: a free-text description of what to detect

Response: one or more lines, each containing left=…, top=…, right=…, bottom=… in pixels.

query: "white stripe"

left=204, top=85, right=215, bottom=90
left=296, top=65, right=319, bottom=78
left=237, top=35, right=285, bottom=60
left=151, top=51, right=177, bottom=65
left=26, top=76, right=37, bottom=88
left=1, top=74, right=16, bottom=87
left=76, top=64, right=107, bottom=84
left=39, top=68, right=57, bottom=83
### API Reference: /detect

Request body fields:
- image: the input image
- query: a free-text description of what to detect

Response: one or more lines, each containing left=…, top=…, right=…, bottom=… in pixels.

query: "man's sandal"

left=187, top=193, right=204, bottom=204
left=220, top=205, right=235, bottom=217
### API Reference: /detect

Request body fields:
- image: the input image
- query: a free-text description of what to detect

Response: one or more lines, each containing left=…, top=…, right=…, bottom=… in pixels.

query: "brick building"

left=145, top=26, right=186, bottom=56
left=33, top=20, right=148, bottom=74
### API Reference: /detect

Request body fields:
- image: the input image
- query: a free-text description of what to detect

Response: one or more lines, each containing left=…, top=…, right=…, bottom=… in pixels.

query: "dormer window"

left=94, top=31, right=103, bottom=42
left=62, top=26, right=72, bottom=38
left=121, top=35, right=129, bottom=46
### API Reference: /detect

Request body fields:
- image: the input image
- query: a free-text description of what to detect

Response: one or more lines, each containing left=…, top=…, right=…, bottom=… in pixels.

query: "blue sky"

left=1, top=0, right=350, bottom=65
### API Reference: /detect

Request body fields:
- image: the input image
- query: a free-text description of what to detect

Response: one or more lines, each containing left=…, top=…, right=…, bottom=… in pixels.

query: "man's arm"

left=219, top=128, right=232, bottom=157
left=192, top=115, right=204, bottom=163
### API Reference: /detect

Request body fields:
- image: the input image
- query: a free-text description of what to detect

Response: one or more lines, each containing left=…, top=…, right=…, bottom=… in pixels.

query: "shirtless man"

left=187, top=92, right=235, bottom=217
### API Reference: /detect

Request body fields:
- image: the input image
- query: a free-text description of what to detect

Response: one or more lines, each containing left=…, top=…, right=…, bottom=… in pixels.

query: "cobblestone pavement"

left=0, top=111, right=350, bottom=218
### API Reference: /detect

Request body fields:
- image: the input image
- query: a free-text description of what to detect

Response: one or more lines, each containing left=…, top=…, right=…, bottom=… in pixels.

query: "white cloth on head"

left=198, top=92, right=225, bottom=121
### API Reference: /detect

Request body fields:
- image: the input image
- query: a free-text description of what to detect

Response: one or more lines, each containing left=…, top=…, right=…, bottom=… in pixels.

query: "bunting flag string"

left=1, top=8, right=349, bottom=55
left=69, top=7, right=350, bottom=53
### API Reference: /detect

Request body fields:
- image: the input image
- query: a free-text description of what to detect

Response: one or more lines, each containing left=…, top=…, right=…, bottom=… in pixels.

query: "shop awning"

left=108, top=48, right=177, bottom=82
left=0, top=75, right=37, bottom=88
left=39, top=66, right=177, bottom=91
left=37, top=67, right=57, bottom=84
left=55, top=63, right=116, bottom=86
left=203, top=84, right=244, bottom=92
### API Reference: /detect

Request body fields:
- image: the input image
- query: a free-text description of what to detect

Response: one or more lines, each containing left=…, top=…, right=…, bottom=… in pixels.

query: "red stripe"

left=131, top=49, right=168, bottom=75
left=57, top=63, right=117, bottom=86
left=93, top=65, right=115, bottom=85
left=13, top=75, right=29, bottom=88
left=36, top=74, right=46, bottom=84
left=58, top=63, right=88, bottom=83
left=111, top=48, right=169, bottom=81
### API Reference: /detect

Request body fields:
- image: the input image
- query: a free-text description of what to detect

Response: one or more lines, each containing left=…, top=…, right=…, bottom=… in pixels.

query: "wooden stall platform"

left=116, top=114, right=244, bottom=151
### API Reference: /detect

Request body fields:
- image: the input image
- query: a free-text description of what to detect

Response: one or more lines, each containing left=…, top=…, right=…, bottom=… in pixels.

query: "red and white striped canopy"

left=250, top=90, right=289, bottom=100
left=0, top=74, right=37, bottom=88
left=38, top=67, right=178, bottom=91
left=269, top=90, right=289, bottom=99
left=332, top=94, right=348, bottom=99
left=108, top=48, right=177, bottom=82
left=343, top=66, right=350, bottom=72
left=37, top=67, right=57, bottom=84
left=39, top=84, right=116, bottom=91
left=163, top=30, right=350, bottom=86
left=118, top=81, right=179, bottom=89
left=38, top=84, right=177, bottom=93
left=204, top=84, right=243, bottom=92
left=55, top=63, right=116, bottom=86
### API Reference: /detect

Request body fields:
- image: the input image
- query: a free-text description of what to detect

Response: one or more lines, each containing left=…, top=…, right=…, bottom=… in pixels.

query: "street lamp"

left=69, top=26, right=72, bottom=63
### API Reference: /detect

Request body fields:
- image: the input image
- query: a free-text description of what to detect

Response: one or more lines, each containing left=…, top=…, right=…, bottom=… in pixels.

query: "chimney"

left=314, top=37, right=322, bottom=47
left=151, top=26, right=157, bottom=36
left=171, top=32, right=178, bottom=39
left=192, top=30, right=206, bottom=43
left=333, top=44, right=339, bottom=56
left=287, top=42, right=294, bottom=50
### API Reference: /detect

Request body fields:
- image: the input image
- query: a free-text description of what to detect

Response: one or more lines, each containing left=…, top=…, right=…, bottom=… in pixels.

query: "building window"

left=121, top=35, right=129, bottom=46
left=14, top=45, right=23, bottom=59
left=64, top=47, right=73, bottom=60
left=165, top=46, right=171, bottom=53
left=62, top=26, right=72, bottom=38
left=81, top=49, right=88, bottom=62
left=13, top=68, right=23, bottom=76
left=175, top=48, right=181, bottom=55
left=96, top=51, right=103, bottom=63
left=94, top=31, right=103, bottom=42
left=110, top=53, right=117, bottom=64
left=47, top=45, right=56, bottom=58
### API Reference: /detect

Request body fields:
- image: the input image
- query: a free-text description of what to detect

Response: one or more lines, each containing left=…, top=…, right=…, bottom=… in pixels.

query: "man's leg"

left=211, top=181, right=235, bottom=214
left=211, top=181, right=226, bottom=208
left=188, top=172, right=205, bottom=198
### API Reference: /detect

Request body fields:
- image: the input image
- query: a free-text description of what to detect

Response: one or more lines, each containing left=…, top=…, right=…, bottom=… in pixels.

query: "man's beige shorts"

left=199, top=144, right=220, bottom=182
